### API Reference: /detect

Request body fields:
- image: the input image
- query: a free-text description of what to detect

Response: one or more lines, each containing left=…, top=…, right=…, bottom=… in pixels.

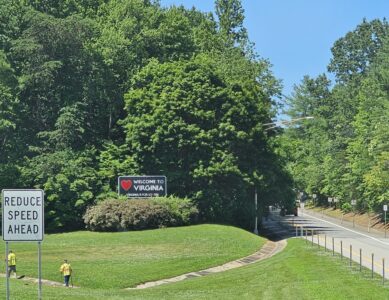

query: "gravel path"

left=0, top=273, right=78, bottom=288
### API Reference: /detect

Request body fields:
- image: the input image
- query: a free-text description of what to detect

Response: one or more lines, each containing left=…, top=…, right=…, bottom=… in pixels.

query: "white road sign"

left=2, top=189, right=44, bottom=241
left=384, top=205, right=388, bottom=212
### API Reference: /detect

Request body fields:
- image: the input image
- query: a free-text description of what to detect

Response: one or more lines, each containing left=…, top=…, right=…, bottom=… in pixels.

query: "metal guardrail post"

left=317, top=234, right=320, bottom=249
left=340, top=241, right=343, bottom=260
left=359, top=249, right=362, bottom=272
left=350, top=245, right=352, bottom=267
left=324, top=235, right=327, bottom=252
left=372, top=253, right=374, bottom=278
left=311, top=230, right=314, bottom=246
left=332, top=237, right=335, bottom=256
left=383, top=258, right=385, bottom=285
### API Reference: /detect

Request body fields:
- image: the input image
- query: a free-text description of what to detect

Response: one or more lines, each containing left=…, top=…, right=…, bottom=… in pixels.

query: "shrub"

left=83, top=196, right=199, bottom=231
left=82, top=200, right=123, bottom=232
left=152, top=197, right=199, bottom=225
left=341, top=202, right=352, bottom=213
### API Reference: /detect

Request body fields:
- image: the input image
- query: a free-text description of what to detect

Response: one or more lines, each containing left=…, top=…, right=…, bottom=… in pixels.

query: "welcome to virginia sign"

left=118, top=176, right=167, bottom=198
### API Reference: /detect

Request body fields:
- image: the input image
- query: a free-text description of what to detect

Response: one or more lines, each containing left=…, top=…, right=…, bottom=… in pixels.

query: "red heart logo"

left=121, top=179, right=132, bottom=191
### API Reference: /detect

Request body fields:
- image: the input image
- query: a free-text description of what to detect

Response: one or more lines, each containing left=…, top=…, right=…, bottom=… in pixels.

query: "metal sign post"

left=351, top=200, right=356, bottom=227
left=333, top=197, right=339, bottom=209
left=254, top=187, right=258, bottom=235
left=38, top=241, right=42, bottom=300
left=384, top=204, right=388, bottom=238
left=2, top=189, right=44, bottom=300
left=5, top=242, right=9, bottom=300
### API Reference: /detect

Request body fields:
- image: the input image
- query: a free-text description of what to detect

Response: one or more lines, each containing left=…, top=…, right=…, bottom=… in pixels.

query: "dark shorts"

left=8, top=265, right=16, bottom=272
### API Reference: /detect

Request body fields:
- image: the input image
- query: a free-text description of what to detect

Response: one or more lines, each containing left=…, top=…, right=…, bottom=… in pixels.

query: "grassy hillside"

left=130, top=238, right=389, bottom=299
left=0, top=224, right=264, bottom=290
left=3, top=238, right=389, bottom=299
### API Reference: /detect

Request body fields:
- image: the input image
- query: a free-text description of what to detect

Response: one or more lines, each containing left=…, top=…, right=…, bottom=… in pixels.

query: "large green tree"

left=328, top=18, right=389, bottom=83
left=103, top=53, right=287, bottom=228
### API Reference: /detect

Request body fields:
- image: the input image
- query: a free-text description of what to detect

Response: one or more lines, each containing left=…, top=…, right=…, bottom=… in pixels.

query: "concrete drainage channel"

left=127, top=239, right=287, bottom=290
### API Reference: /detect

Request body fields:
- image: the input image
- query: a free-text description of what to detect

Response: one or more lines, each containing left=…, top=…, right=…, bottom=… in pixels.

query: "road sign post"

left=351, top=200, right=356, bottom=228
left=383, top=204, right=388, bottom=238
left=312, top=193, right=317, bottom=205
left=5, top=242, right=9, bottom=300
left=254, top=187, right=258, bottom=235
left=333, top=197, right=339, bottom=210
left=2, top=189, right=44, bottom=300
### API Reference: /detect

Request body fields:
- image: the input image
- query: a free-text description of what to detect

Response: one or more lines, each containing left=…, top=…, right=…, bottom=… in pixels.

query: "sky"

left=160, top=0, right=389, bottom=100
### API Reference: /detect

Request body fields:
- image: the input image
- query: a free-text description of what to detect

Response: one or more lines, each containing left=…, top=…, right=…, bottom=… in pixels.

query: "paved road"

left=266, top=208, right=389, bottom=278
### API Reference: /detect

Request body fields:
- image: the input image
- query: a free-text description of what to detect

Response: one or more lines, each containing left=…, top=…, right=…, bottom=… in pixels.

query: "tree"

left=346, top=38, right=389, bottom=209
left=215, top=0, right=247, bottom=45
left=20, top=149, right=101, bottom=232
left=284, top=20, right=389, bottom=212
left=11, top=12, right=115, bottom=146
left=0, top=0, right=294, bottom=231
left=328, top=18, right=389, bottom=83
left=0, top=50, right=21, bottom=188
left=108, top=53, right=284, bottom=228
left=25, top=0, right=109, bottom=18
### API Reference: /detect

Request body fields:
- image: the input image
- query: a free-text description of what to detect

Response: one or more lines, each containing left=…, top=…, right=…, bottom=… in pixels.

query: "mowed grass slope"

left=130, top=238, right=389, bottom=300
left=0, top=224, right=264, bottom=290
left=3, top=238, right=389, bottom=299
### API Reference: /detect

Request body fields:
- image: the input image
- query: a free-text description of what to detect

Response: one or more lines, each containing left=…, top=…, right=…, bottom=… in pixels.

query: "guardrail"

left=295, top=226, right=387, bottom=285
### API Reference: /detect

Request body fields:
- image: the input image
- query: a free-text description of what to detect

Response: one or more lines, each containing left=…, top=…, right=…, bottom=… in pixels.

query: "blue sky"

left=160, top=0, right=389, bottom=99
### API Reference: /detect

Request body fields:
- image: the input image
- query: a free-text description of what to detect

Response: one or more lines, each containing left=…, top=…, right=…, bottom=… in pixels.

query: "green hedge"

left=83, top=197, right=199, bottom=231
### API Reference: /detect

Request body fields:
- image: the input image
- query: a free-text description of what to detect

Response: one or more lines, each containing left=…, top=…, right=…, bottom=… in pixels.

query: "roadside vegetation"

left=83, top=196, right=199, bottom=231
left=0, top=0, right=293, bottom=233
left=281, top=19, right=389, bottom=215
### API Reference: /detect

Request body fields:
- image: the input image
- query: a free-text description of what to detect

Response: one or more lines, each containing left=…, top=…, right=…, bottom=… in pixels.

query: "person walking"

left=59, top=259, right=72, bottom=287
left=7, top=250, right=17, bottom=278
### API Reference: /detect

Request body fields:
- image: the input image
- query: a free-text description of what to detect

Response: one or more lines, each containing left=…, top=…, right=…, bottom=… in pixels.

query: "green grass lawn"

left=2, top=229, right=389, bottom=300
left=129, top=238, right=389, bottom=300
left=0, top=224, right=263, bottom=290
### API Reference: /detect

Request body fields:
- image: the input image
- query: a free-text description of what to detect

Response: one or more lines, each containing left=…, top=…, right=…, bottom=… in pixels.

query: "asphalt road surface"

left=264, top=208, right=389, bottom=278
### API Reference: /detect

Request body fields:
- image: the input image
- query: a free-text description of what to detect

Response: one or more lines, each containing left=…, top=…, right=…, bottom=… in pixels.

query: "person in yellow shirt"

left=7, top=250, right=17, bottom=278
left=59, top=259, right=72, bottom=287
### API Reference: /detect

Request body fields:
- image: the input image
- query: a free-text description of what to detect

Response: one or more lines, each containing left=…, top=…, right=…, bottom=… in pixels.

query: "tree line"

left=0, top=0, right=293, bottom=231
left=282, top=19, right=389, bottom=214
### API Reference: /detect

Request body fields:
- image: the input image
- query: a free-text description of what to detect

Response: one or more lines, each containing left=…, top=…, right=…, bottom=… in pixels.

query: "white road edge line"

left=303, top=211, right=389, bottom=246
